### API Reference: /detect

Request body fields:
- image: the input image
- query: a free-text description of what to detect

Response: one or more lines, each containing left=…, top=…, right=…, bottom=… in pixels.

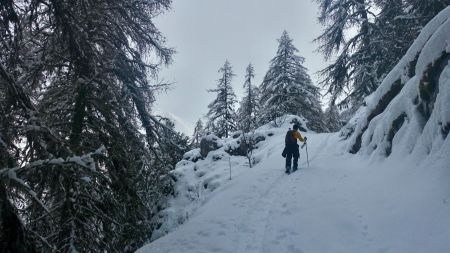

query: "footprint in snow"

left=287, top=244, right=304, bottom=253
left=216, top=221, right=228, bottom=228
left=186, top=244, right=195, bottom=250
left=281, top=208, right=292, bottom=215
left=376, top=246, right=392, bottom=253
left=197, top=231, right=209, bottom=237
left=217, top=231, right=226, bottom=236
left=276, top=232, right=287, bottom=240
left=210, top=246, right=222, bottom=252
left=289, top=230, right=299, bottom=236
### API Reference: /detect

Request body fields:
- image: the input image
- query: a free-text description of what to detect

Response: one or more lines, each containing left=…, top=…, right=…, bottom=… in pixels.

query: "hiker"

left=282, top=124, right=306, bottom=174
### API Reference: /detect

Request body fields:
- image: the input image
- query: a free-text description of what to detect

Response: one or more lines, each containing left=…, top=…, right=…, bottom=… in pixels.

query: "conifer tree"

left=192, top=119, right=205, bottom=147
left=315, top=0, right=377, bottom=112
left=324, top=101, right=341, bottom=132
left=315, top=0, right=450, bottom=117
left=260, top=31, right=324, bottom=131
left=372, top=0, right=413, bottom=79
left=406, top=0, right=450, bottom=24
left=206, top=61, right=238, bottom=138
left=237, top=64, right=260, bottom=132
left=158, top=118, right=192, bottom=169
left=0, top=1, right=176, bottom=251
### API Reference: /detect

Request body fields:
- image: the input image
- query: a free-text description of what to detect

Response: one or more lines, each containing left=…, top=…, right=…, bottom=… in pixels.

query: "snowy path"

left=138, top=133, right=450, bottom=253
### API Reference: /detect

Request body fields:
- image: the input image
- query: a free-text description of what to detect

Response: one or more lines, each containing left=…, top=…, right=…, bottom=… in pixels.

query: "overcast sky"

left=154, top=0, right=327, bottom=135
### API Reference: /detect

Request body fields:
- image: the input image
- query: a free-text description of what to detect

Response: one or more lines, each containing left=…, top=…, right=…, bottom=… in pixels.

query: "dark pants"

left=285, top=144, right=299, bottom=170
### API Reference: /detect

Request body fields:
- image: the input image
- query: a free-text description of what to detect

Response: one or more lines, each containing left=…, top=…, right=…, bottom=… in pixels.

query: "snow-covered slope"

left=138, top=127, right=450, bottom=253
left=342, top=6, right=450, bottom=167
left=151, top=115, right=312, bottom=240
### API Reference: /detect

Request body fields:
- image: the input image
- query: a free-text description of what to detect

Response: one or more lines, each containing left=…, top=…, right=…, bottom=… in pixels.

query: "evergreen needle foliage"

left=0, top=0, right=189, bottom=252
left=259, top=31, right=324, bottom=131
left=206, top=61, right=238, bottom=138
left=315, top=0, right=450, bottom=115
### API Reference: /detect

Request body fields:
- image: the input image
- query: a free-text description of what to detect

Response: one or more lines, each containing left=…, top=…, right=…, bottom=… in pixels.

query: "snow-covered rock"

left=199, top=134, right=222, bottom=157
left=342, top=6, right=450, bottom=166
left=182, top=148, right=203, bottom=162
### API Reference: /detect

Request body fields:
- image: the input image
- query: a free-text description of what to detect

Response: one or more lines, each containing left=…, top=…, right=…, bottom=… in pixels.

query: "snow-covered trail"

left=138, top=133, right=450, bottom=253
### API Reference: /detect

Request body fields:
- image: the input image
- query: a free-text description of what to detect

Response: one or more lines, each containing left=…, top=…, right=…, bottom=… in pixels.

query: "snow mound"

left=150, top=115, right=310, bottom=240
left=182, top=148, right=202, bottom=162
left=341, top=6, right=450, bottom=166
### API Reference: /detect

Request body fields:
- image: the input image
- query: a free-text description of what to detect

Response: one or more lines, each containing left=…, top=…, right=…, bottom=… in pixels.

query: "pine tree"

left=191, top=119, right=205, bottom=147
left=237, top=64, right=260, bottom=132
left=206, top=61, right=238, bottom=138
left=259, top=31, right=324, bottom=131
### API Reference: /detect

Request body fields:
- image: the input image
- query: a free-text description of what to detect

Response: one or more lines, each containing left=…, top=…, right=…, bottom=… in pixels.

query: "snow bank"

left=182, top=148, right=202, bottom=162
left=342, top=6, right=450, bottom=167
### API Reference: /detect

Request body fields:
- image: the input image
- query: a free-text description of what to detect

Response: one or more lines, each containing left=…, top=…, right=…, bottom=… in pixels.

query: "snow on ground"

left=138, top=120, right=450, bottom=253
left=151, top=116, right=310, bottom=240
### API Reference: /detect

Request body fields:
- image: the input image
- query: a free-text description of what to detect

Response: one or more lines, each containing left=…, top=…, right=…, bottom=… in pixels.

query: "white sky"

left=154, top=0, right=327, bottom=135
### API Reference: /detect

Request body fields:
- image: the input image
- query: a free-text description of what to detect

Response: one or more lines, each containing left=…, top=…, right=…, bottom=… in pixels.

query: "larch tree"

left=315, top=0, right=378, bottom=113
left=372, top=0, right=413, bottom=79
left=192, top=119, right=205, bottom=147
left=315, top=0, right=450, bottom=118
left=0, top=0, right=177, bottom=252
left=237, top=64, right=260, bottom=132
left=406, top=0, right=450, bottom=23
left=206, top=60, right=238, bottom=138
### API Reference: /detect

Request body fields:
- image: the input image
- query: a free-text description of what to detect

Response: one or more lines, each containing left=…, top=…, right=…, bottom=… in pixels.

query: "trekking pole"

left=305, top=142, right=310, bottom=168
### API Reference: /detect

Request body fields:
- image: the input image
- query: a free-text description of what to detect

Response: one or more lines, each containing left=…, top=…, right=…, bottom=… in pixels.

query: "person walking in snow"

left=282, top=124, right=306, bottom=174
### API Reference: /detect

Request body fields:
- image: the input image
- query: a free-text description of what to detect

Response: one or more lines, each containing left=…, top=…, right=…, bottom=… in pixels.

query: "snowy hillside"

left=342, top=6, right=450, bottom=167
left=138, top=119, right=450, bottom=253
left=150, top=115, right=312, bottom=240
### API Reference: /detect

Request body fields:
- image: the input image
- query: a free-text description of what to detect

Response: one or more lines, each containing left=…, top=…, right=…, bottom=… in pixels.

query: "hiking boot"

left=285, top=166, right=291, bottom=174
